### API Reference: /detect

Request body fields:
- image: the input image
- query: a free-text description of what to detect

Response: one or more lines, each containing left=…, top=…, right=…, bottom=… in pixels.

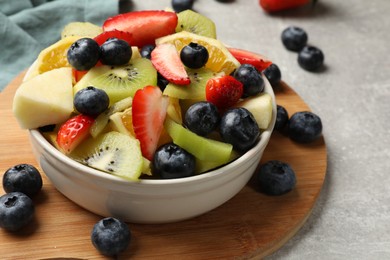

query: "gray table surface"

left=132, top=0, right=390, bottom=259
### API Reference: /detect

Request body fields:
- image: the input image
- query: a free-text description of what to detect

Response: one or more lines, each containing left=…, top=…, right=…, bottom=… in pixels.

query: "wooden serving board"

left=0, top=73, right=327, bottom=259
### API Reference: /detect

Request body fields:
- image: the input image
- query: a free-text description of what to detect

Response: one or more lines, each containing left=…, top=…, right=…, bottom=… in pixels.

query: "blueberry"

left=257, top=160, right=296, bottom=195
left=281, top=26, right=308, bottom=52
left=263, top=63, right=282, bottom=86
left=172, top=0, right=194, bottom=12
left=180, top=42, right=209, bottom=69
left=91, top=217, right=131, bottom=256
left=74, top=86, right=110, bottom=117
left=275, top=105, right=289, bottom=131
left=288, top=111, right=322, bottom=143
left=67, top=38, right=100, bottom=71
left=184, top=101, right=220, bottom=136
left=157, top=73, right=170, bottom=91
left=100, top=38, right=132, bottom=66
left=140, top=44, right=155, bottom=60
left=3, top=164, right=42, bottom=197
left=233, top=64, right=264, bottom=98
left=152, top=143, right=195, bottom=179
left=220, top=107, right=260, bottom=152
left=298, top=46, right=324, bottom=71
left=0, top=192, right=35, bottom=231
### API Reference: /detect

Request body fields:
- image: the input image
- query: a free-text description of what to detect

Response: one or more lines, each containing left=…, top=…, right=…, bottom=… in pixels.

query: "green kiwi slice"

left=163, top=68, right=216, bottom=100
left=73, top=58, right=157, bottom=105
left=70, top=131, right=143, bottom=181
left=175, top=10, right=217, bottom=39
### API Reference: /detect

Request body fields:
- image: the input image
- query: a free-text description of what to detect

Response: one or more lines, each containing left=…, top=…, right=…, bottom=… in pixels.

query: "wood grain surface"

left=0, top=73, right=327, bottom=259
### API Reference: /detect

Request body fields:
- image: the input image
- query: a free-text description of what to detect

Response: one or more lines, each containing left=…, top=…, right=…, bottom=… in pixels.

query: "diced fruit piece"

left=233, top=64, right=264, bottom=97
left=120, top=107, right=136, bottom=136
left=288, top=111, right=322, bottom=143
left=132, top=86, right=169, bottom=160
left=36, top=36, right=81, bottom=74
left=108, top=111, right=132, bottom=136
left=156, top=31, right=240, bottom=75
left=56, top=114, right=94, bottom=154
left=70, top=131, right=143, bottom=180
left=94, top=29, right=133, bottom=46
left=163, top=67, right=215, bottom=100
left=175, top=9, right=217, bottom=39
left=235, top=93, right=273, bottom=130
left=164, top=118, right=233, bottom=164
left=166, top=97, right=183, bottom=124
left=90, top=96, right=133, bottom=138
left=142, top=157, right=152, bottom=176
left=205, top=75, right=243, bottom=110
left=61, top=22, right=103, bottom=39
left=228, top=47, right=272, bottom=71
left=67, top=38, right=101, bottom=71
left=195, top=150, right=239, bottom=174
left=257, top=160, right=296, bottom=195
left=151, top=43, right=190, bottom=85
left=13, top=67, right=73, bottom=129
left=73, top=58, right=157, bottom=105
left=74, top=87, right=110, bottom=117
left=103, top=10, right=178, bottom=47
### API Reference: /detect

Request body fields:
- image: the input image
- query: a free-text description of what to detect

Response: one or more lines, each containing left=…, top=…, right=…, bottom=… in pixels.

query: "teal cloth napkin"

left=0, top=0, right=119, bottom=91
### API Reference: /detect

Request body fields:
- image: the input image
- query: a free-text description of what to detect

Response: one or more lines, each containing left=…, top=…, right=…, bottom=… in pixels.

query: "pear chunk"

left=13, top=67, right=73, bottom=129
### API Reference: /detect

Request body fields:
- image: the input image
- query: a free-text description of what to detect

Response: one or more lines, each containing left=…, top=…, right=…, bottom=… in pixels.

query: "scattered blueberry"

left=91, top=217, right=131, bottom=256
left=0, top=192, right=35, bottom=231
left=171, top=0, right=194, bottom=12
left=67, top=38, right=100, bottom=71
left=288, top=111, right=322, bottom=143
left=3, top=164, right=42, bottom=198
left=74, top=86, right=110, bottom=117
left=233, top=64, right=264, bottom=97
left=100, top=38, right=132, bottom=66
left=281, top=26, right=308, bottom=52
left=298, top=46, right=324, bottom=71
left=152, top=143, right=196, bottom=179
left=220, top=107, right=260, bottom=152
left=257, top=160, right=296, bottom=195
left=263, top=63, right=282, bottom=86
left=180, top=42, right=209, bottom=69
left=140, top=44, right=155, bottom=60
left=274, top=105, right=289, bottom=131
left=184, top=101, right=220, bottom=136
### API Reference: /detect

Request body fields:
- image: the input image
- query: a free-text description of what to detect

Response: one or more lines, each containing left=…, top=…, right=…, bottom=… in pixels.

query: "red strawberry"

left=56, top=114, right=94, bottom=154
left=205, top=75, right=243, bottom=110
left=151, top=43, right=190, bottom=85
left=132, top=86, right=169, bottom=160
left=228, top=48, right=272, bottom=71
left=94, top=29, right=133, bottom=46
left=72, top=68, right=88, bottom=82
left=259, top=0, right=316, bottom=13
left=103, top=10, right=178, bottom=47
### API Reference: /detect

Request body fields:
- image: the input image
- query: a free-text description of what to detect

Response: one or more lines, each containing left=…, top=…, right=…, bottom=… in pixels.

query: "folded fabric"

left=0, top=0, right=118, bottom=91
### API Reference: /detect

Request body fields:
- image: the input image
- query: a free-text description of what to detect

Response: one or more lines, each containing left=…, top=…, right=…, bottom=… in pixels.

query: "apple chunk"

left=13, top=67, right=74, bottom=129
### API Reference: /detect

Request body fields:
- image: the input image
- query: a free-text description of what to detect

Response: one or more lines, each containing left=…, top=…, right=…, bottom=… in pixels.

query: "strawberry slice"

left=103, top=10, right=178, bottom=47
left=228, top=48, right=273, bottom=71
left=205, top=75, right=243, bottom=110
left=94, top=29, right=133, bottom=46
left=56, top=114, right=94, bottom=154
left=132, top=86, right=169, bottom=160
left=151, top=43, right=190, bottom=85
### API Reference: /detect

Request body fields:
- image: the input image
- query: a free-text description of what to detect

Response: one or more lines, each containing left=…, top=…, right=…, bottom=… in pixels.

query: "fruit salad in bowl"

left=13, top=10, right=276, bottom=223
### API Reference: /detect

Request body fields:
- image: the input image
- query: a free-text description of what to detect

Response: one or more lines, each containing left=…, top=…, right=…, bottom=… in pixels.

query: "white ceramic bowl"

left=27, top=72, right=276, bottom=224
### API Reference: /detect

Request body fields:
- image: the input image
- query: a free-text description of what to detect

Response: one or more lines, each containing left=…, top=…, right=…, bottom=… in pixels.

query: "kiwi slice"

left=61, top=22, right=103, bottom=39
left=70, top=131, right=143, bottom=180
left=73, top=58, right=157, bottom=105
left=163, top=68, right=216, bottom=100
left=175, top=10, right=217, bottom=39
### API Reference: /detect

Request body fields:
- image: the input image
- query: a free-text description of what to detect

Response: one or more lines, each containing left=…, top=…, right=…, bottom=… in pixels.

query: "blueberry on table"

left=184, top=101, right=220, bottom=136
left=3, top=164, right=42, bottom=197
left=74, top=86, right=110, bottom=117
left=140, top=44, right=155, bottom=60
left=180, top=42, right=209, bottom=69
left=91, top=217, right=131, bottom=256
left=257, top=160, right=296, bottom=195
left=288, top=111, right=322, bottom=143
left=220, top=107, right=260, bottom=152
left=67, top=38, right=100, bottom=71
left=100, top=38, right=132, bottom=66
left=0, top=192, right=35, bottom=231
left=274, top=105, right=289, bottom=131
left=233, top=64, right=265, bottom=97
left=263, top=63, right=282, bottom=86
left=281, top=26, right=308, bottom=52
left=298, top=46, right=325, bottom=71
left=172, top=0, right=194, bottom=13
left=152, top=143, right=196, bottom=179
